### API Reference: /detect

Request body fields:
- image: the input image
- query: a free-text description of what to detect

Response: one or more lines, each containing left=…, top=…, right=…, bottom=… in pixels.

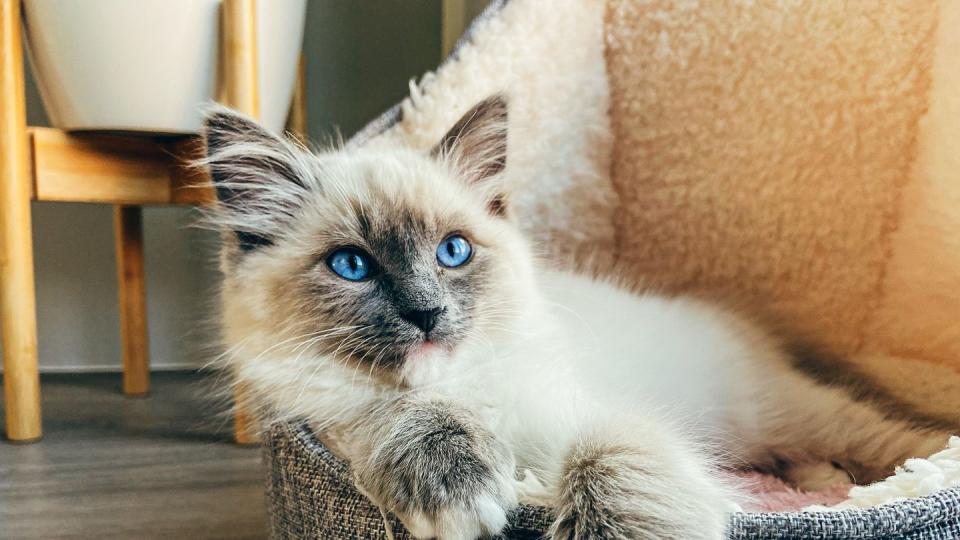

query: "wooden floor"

left=0, top=371, right=267, bottom=540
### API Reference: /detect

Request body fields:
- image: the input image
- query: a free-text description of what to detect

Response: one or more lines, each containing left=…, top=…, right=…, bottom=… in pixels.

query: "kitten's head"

left=205, top=96, right=535, bottom=389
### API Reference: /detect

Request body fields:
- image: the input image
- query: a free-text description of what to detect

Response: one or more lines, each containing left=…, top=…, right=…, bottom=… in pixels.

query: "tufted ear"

left=432, top=95, right=509, bottom=215
left=202, top=106, right=313, bottom=251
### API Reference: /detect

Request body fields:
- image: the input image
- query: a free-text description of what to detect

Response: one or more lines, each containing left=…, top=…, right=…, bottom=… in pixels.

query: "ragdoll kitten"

left=203, top=97, right=953, bottom=540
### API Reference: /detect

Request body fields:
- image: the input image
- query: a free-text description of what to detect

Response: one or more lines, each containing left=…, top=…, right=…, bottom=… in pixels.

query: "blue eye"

left=437, top=235, right=472, bottom=268
left=327, top=248, right=373, bottom=281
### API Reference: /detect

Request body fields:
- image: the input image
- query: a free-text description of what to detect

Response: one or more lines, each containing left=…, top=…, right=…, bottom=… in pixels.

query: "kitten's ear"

left=202, top=106, right=312, bottom=251
left=432, top=95, right=508, bottom=215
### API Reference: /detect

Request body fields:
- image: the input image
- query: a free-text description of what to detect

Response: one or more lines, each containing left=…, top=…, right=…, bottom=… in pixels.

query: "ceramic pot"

left=22, top=0, right=307, bottom=134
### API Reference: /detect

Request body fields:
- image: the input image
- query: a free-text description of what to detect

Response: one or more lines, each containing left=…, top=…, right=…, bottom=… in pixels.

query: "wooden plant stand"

left=0, top=0, right=304, bottom=443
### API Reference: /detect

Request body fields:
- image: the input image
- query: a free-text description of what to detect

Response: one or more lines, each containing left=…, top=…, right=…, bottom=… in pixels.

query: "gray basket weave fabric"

left=264, top=423, right=960, bottom=540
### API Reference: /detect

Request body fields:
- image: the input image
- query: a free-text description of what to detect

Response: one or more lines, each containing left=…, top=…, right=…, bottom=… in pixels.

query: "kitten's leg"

left=751, top=365, right=954, bottom=487
left=782, top=461, right=852, bottom=491
left=548, top=420, right=737, bottom=540
left=349, top=398, right=517, bottom=540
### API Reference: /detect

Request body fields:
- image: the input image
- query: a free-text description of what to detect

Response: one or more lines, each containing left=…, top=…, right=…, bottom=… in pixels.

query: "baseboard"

left=0, top=363, right=206, bottom=375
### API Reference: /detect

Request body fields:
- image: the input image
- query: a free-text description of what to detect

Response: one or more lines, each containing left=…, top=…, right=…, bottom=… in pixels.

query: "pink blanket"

left=735, top=472, right=850, bottom=513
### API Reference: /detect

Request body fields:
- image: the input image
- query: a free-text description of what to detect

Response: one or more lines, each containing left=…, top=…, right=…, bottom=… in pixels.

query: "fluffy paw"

left=402, top=492, right=511, bottom=540
left=382, top=446, right=516, bottom=540
left=550, top=492, right=732, bottom=540
left=355, top=401, right=517, bottom=540
left=549, top=441, right=734, bottom=540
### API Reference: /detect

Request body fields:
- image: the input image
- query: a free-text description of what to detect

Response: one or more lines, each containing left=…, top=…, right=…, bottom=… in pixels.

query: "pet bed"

left=263, top=0, right=960, bottom=537
left=264, top=423, right=960, bottom=539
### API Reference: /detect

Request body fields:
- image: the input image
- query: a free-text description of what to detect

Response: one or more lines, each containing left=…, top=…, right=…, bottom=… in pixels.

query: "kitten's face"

left=207, top=97, right=532, bottom=387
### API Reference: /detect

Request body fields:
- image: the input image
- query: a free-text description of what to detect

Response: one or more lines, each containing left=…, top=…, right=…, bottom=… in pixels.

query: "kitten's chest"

left=425, top=354, right=538, bottom=429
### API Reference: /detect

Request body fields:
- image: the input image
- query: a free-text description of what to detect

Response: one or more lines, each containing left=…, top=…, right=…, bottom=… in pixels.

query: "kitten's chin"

left=398, top=341, right=451, bottom=387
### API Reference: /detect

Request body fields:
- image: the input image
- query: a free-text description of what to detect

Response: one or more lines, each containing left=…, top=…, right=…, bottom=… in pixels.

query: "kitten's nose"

left=401, top=307, right=443, bottom=333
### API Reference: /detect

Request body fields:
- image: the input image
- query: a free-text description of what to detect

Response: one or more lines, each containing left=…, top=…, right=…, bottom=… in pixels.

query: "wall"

left=304, top=1, right=441, bottom=140
left=2, top=1, right=442, bottom=372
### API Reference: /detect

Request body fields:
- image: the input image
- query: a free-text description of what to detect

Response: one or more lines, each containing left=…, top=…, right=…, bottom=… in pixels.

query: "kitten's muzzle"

left=400, top=307, right=444, bottom=333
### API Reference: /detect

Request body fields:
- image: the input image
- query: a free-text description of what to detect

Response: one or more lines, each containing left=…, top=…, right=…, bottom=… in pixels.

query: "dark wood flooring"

left=0, top=371, right=267, bottom=539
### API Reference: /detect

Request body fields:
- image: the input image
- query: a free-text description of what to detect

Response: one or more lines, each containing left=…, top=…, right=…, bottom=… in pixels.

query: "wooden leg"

left=1, top=0, right=42, bottom=442
left=222, top=0, right=260, bottom=117
left=233, top=384, right=259, bottom=444
left=113, top=206, right=149, bottom=396
left=223, top=0, right=261, bottom=444
left=284, top=54, right=308, bottom=143
left=441, top=0, right=470, bottom=58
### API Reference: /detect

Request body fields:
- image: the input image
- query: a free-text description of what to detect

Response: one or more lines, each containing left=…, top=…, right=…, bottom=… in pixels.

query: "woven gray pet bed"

left=264, top=423, right=960, bottom=540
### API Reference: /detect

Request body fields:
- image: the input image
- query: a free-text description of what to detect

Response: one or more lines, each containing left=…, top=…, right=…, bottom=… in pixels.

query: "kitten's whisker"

left=539, top=299, right=600, bottom=343
left=243, top=328, right=338, bottom=367
left=291, top=326, right=364, bottom=355
left=366, top=341, right=395, bottom=379
left=202, top=333, right=256, bottom=371
left=328, top=328, right=370, bottom=357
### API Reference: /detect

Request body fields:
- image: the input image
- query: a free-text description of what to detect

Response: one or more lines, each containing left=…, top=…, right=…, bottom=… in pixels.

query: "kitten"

left=203, top=97, right=953, bottom=540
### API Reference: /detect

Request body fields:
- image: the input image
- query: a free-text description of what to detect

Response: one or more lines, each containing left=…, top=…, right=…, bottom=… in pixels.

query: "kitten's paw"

left=786, top=462, right=852, bottom=491
left=403, top=491, right=511, bottom=540
left=549, top=442, right=733, bottom=540
left=389, top=461, right=516, bottom=540
left=356, top=402, right=517, bottom=540
left=549, top=494, right=732, bottom=540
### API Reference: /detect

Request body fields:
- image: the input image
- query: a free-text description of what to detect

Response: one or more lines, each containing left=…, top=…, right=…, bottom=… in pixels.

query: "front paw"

left=401, top=490, right=513, bottom=540
left=549, top=442, right=734, bottom=540
left=356, top=403, right=517, bottom=540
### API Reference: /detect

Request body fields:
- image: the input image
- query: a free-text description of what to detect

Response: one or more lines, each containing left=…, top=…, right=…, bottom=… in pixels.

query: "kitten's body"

left=205, top=98, right=951, bottom=539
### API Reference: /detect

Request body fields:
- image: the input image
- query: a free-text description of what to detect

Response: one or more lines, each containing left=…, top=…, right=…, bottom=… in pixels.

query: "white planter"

left=23, top=0, right=307, bottom=134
